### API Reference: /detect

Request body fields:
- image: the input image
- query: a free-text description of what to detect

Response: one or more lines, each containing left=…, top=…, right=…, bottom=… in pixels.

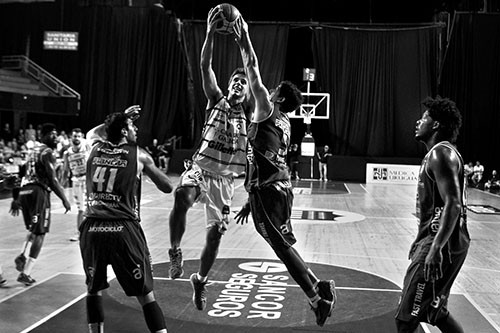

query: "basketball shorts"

left=249, top=180, right=296, bottom=249
left=178, top=162, right=234, bottom=234
left=79, top=218, right=154, bottom=296
left=395, top=249, right=468, bottom=326
left=19, top=184, right=51, bottom=235
left=71, top=176, right=86, bottom=211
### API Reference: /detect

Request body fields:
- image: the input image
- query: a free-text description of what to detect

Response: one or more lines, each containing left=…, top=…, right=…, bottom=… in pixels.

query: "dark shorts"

left=19, top=184, right=51, bottom=234
left=249, top=181, right=296, bottom=249
left=395, top=250, right=468, bottom=327
left=79, top=218, right=154, bottom=296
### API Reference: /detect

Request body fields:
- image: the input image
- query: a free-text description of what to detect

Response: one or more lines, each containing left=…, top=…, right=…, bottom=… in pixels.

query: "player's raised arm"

left=200, top=7, right=224, bottom=106
left=233, top=16, right=272, bottom=121
left=139, top=147, right=173, bottom=194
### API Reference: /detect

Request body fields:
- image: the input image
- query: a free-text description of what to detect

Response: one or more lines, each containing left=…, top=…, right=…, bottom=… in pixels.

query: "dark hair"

left=41, top=123, right=56, bottom=137
left=229, top=67, right=246, bottom=81
left=422, top=95, right=462, bottom=143
left=278, top=80, right=303, bottom=113
left=227, top=67, right=247, bottom=90
left=105, top=112, right=129, bottom=143
left=72, top=128, right=82, bottom=134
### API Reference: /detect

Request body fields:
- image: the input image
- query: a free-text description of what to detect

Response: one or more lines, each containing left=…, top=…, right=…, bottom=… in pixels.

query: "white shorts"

left=72, top=176, right=87, bottom=211
left=178, top=162, right=234, bottom=233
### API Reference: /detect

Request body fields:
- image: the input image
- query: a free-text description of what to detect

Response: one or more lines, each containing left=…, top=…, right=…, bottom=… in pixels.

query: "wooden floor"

left=1, top=175, right=499, bottom=332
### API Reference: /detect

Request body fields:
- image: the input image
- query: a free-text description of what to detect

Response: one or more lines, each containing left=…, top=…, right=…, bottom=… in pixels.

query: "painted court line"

left=20, top=293, right=87, bottom=333
left=0, top=272, right=62, bottom=304
left=152, top=277, right=402, bottom=293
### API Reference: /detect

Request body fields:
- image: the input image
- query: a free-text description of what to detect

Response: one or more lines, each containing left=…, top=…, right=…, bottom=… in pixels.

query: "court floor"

left=0, top=176, right=499, bottom=332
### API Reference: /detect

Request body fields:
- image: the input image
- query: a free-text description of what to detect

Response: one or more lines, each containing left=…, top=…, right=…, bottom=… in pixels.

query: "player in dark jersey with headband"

left=233, top=16, right=337, bottom=327
left=81, top=106, right=173, bottom=333
left=395, top=96, right=470, bottom=332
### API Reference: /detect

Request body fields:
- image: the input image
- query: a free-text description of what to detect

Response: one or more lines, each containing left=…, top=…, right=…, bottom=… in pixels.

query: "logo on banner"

left=373, top=167, right=388, bottom=180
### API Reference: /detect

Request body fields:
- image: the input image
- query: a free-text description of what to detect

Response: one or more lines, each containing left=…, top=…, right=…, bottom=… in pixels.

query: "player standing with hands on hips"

left=395, top=96, right=470, bottom=333
left=81, top=105, right=173, bottom=333
left=232, top=13, right=337, bottom=327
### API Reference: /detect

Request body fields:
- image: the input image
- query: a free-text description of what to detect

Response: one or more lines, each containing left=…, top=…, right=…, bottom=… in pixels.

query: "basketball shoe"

left=312, top=298, right=334, bottom=327
left=317, top=280, right=337, bottom=304
left=14, top=253, right=26, bottom=272
left=0, top=275, right=7, bottom=287
left=168, top=248, right=184, bottom=279
left=190, top=273, right=207, bottom=310
left=17, top=273, right=36, bottom=286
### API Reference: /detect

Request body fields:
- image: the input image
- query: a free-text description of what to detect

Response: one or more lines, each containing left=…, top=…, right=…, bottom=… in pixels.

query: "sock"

left=307, top=268, right=319, bottom=289
left=87, top=294, right=104, bottom=324
left=309, top=294, right=321, bottom=308
left=21, top=240, right=32, bottom=257
left=197, top=273, right=207, bottom=283
left=24, top=257, right=36, bottom=275
left=142, top=301, right=167, bottom=332
left=88, top=323, right=104, bottom=333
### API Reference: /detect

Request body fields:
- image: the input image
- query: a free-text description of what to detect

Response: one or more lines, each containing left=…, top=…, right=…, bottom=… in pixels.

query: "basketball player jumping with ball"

left=167, top=4, right=252, bottom=312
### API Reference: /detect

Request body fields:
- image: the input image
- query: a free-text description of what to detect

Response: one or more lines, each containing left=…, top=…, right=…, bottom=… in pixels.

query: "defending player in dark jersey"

left=81, top=107, right=173, bottom=333
left=10, top=123, right=71, bottom=286
left=395, top=96, right=470, bottom=333
left=233, top=15, right=337, bottom=327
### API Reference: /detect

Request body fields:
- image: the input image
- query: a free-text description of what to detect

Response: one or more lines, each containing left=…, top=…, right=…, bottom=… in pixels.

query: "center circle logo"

left=108, top=258, right=401, bottom=332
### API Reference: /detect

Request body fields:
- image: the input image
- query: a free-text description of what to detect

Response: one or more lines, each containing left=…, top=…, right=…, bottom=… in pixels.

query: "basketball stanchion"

left=290, top=68, right=330, bottom=180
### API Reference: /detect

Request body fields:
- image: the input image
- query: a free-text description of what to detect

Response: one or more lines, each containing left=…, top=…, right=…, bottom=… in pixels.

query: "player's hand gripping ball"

left=214, top=3, right=240, bottom=35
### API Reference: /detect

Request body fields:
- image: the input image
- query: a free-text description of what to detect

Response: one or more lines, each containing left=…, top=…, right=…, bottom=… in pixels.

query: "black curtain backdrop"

left=2, top=3, right=500, bottom=171
left=439, top=12, right=500, bottom=173
left=78, top=6, right=188, bottom=146
left=0, top=2, right=188, bottom=147
left=311, top=24, right=441, bottom=158
left=181, top=21, right=289, bottom=146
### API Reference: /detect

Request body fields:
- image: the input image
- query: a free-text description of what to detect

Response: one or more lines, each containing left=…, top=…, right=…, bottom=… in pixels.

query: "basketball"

left=214, top=3, right=240, bottom=35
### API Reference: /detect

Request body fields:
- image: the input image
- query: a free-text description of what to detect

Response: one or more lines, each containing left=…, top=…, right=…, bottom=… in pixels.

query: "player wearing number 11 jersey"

left=81, top=109, right=173, bottom=333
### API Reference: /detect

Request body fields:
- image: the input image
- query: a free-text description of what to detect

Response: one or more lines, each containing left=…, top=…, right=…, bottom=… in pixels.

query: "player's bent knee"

left=174, top=187, right=197, bottom=209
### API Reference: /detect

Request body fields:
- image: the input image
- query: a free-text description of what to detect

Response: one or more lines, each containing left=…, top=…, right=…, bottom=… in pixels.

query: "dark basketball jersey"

left=21, top=143, right=53, bottom=190
left=245, top=108, right=290, bottom=191
left=414, top=141, right=470, bottom=261
left=85, top=141, right=141, bottom=221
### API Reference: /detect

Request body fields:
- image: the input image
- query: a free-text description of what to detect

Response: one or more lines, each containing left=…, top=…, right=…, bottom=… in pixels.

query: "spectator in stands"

left=1, top=123, right=14, bottom=142
left=317, top=145, right=332, bottom=181
left=16, top=128, right=26, bottom=146
left=464, top=161, right=474, bottom=186
left=472, top=160, right=484, bottom=187
left=25, top=124, right=37, bottom=143
left=36, top=124, right=42, bottom=141
left=2, top=141, right=16, bottom=162
left=287, top=143, right=300, bottom=180
left=157, top=140, right=172, bottom=173
left=56, top=130, right=70, bottom=156
left=484, top=170, right=500, bottom=190
left=146, top=138, right=161, bottom=167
